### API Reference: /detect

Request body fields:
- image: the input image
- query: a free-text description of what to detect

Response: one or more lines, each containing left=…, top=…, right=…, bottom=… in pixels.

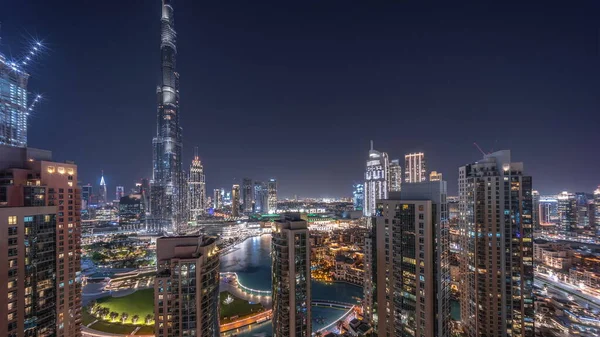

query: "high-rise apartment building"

left=151, top=0, right=185, bottom=231
left=429, top=170, right=442, bottom=182
left=232, top=184, right=240, bottom=217
left=1, top=207, right=57, bottom=337
left=119, top=194, right=145, bottom=230
left=268, top=179, right=278, bottom=213
left=575, top=192, right=591, bottom=229
left=364, top=141, right=389, bottom=216
left=363, top=181, right=450, bottom=337
left=155, top=236, right=220, bottom=337
left=532, top=190, right=540, bottom=230
left=0, top=144, right=82, bottom=337
left=389, top=159, right=402, bottom=192
left=0, top=50, right=30, bottom=147
left=539, top=196, right=559, bottom=226
left=594, top=186, right=600, bottom=231
left=557, top=191, right=576, bottom=236
left=405, top=152, right=426, bottom=183
left=458, top=150, right=534, bottom=337
left=115, top=185, right=124, bottom=200
left=353, top=183, right=364, bottom=211
left=188, top=150, right=206, bottom=221
left=254, top=181, right=268, bottom=213
left=271, top=216, right=311, bottom=337
left=81, top=184, right=92, bottom=208
left=213, top=188, right=222, bottom=209
left=242, top=178, right=253, bottom=213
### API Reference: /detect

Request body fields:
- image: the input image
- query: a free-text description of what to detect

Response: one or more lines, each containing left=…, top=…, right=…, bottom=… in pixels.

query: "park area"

left=84, top=288, right=265, bottom=334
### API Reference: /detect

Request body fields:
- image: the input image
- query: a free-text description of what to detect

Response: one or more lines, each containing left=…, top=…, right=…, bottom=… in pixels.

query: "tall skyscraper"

left=242, top=178, right=253, bottom=212
left=0, top=144, right=82, bottom=337
left=364, top=141, right=389, bottom=216
left=404, top=152, right=426, bottom=183
left=155, top=235, right=220, bottom=337
left=575, top=192, right=591, bottom=228
left=352, top=183, right=364, bottom=211
left=81, top=184, right=92, bottom=207
left=389, top=159, right=402, bottom=192
left=0, top=50, right=31, bottom=147
left=213, top=188, right=222, bottom=209
left=363, top=181, right=450, bottom=337
left=231, top=184, right=240, bottom=217
left=271, top=215, right=311, bottom=337
left=268, top=178, right=278, bottom=213
left=99, top=171, right=107, bottom=204
left=115, top=185, right=124, bottom=200
left=254, top=181, right=268, bottom=213
left=188, top=149, right=206, bottom=221
left=429, top=170, right=442, bottom=181
left=539, top=196, right=559, bottom=226
left=532, top=190, right=540, bottom=230
left=557, top=191, right=576, bottom=236
left=151, top=0, right=185, bottom=231
left=119, top=194, right=145, bottom=230
left=458, top=150, right=534, bottom=337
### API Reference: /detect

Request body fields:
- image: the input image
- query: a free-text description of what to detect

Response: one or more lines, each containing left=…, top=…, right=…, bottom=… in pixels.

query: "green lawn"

left=220, top=291, right=265, bottom=323
left=89, top=320, right=136, bottom=335
left=95, top=288, right=154, bottom=324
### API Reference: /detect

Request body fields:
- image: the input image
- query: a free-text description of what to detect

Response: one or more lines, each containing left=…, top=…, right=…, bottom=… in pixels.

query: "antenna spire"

left=194, top=146, right=199, bottom=159
left=370, top=140, right=373, bottom=151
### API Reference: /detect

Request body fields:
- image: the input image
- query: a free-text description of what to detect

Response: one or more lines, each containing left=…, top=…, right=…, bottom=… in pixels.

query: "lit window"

left=8, top=216, right=17, bottom=225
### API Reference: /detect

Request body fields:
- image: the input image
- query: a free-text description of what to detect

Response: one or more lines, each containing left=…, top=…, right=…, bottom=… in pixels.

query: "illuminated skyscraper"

left=0, top=144, right=82, bottom=337
left=405, top=152, right=426, bottom=183
left=213, top=188, right=222, bottom=209
left=254, top=181, right=268, bottom=213
left=364, top=141, right=389, bottom=216
left=365, top=181, right=450, bottom=337
left=188, top=149, right=206, bottom=220
left=155, top=236, right=220, bottom=337
left=271, top=215, right=311, bottom=337
left=115, top=185, right=124, bottom=200
left=557, top=191, right=576, bottom=236
left=268, top=178, right=277, bottom=213
left=0, top=50, right=31, bottom=147
left=242, top=178, right=253, bottom=213
left=594, top=186, right=600, bottom=231
left=352, top=183, right=364, bottom=211
left=389, top=159, right=402, bottom=192
left=232, top=184, right=240, bottom=217
left=459, top=150, right=534, bottom=337
left=532, top=190, right=540, bottom=229
left=151, top=0, right=185, bottom=231
left=99, top=171, right=107, bottom=204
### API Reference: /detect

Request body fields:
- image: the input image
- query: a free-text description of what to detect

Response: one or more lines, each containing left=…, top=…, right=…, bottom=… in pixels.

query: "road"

left=535, top=274, right=600, bottom=310
left=220, top=310, right=272, bottom=333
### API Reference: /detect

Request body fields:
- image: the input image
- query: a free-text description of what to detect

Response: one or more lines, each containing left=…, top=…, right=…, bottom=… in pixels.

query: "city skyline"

left=3, top=1, right=599, bottom=197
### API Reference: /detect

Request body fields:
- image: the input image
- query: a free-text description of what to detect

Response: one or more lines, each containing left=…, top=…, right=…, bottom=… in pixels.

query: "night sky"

left=3, top=1, right=599, bottom=198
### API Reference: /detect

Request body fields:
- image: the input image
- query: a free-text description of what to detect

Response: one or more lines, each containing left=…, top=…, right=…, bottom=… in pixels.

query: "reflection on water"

left=220, top=235, right=362, bottom=337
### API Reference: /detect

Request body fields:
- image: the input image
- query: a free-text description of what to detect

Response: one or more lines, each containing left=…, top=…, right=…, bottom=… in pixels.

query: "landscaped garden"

left=85, top=288, right=266, bottom=334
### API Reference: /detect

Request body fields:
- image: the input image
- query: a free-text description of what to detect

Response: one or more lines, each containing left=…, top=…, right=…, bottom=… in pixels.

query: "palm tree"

left=121, top=312, right=129, bottom=324
left=132, top=315, right=140, bottom=324
left=109, top=312, right=119, bottom=322
left=100, top=307, right=110, bottom=319
left=145, top=314, right=154, bottom=325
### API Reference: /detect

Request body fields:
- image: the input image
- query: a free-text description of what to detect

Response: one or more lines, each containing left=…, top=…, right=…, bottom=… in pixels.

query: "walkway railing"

left=220, top=272, right=271, bottom=295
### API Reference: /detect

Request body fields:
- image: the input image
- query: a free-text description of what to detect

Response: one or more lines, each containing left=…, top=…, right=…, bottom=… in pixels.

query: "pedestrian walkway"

left=219, top=279, right=272, bottom=309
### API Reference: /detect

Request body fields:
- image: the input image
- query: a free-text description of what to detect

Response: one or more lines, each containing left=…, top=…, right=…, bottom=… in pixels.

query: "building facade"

left=242, top=178, right=253, bottom=213
left=188, top=151, right=206, bottom=221
left=0, top=145, right=82, bottom=337
left=151, top=0, right=185, bottom=231
left=268, top=179, right=278, bottom=214
left=1, top=207, right=57, bottom=337
left=389, top=159, right=402, bottom=192
left=364, top=142, right=389, bottom=217
left=154, top=236, right=220, bottom=337
left=353, top=183, right=364, bottom=211
left=254, top=181, right=268, bottom=213
left=404, top=152, right=426, bottom=183
left=115, top=185, right=124, bottom=200
left=458, top=150, right=534, bottom=337
left=232, top=184, right=240, bottom=217
left=271, top=216, right=311, bottom=337
left=363, top=181, right=450, bottom=337
left=213, top=188, right=222, bottom=209
left=557, top=191, right=576, bottom=236
left=429, top=170, right=442, bottom=182
left=119, top=194, right=145, bottom=230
